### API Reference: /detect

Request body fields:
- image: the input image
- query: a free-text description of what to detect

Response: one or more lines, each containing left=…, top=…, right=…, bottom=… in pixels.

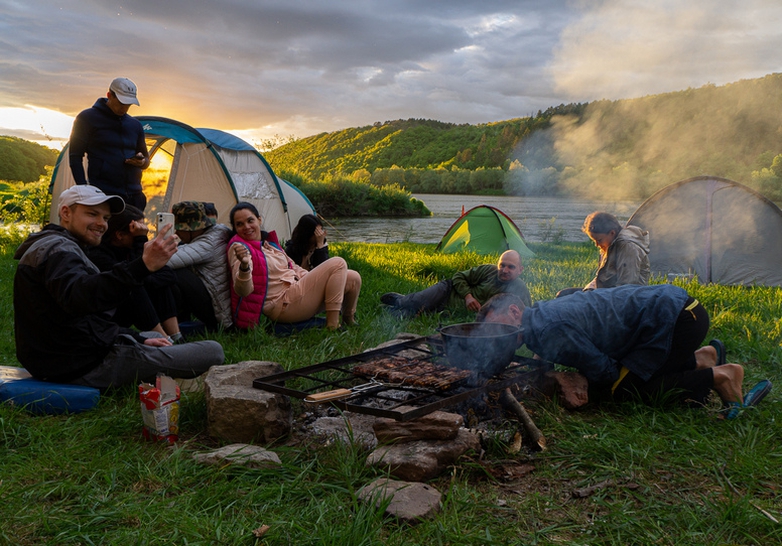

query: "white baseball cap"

left=59, top=185, right=125, bottom=214
left=109, top=77, right=140, bottom=106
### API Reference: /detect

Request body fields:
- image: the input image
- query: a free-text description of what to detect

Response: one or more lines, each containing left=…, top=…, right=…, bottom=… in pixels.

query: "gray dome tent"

left=627, top=175, right=782, bottom=286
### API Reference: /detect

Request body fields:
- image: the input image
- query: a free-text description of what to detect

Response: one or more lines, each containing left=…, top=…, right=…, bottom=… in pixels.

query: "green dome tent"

left=435, top=205, right=534, bottom=258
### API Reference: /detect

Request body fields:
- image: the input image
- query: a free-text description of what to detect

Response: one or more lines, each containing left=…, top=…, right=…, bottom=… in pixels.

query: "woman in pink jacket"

left=227, top=202, right=361, bottom=330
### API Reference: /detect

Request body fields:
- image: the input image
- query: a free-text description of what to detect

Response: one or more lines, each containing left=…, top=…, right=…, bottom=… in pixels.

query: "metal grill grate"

left=252, top=335, right=550, bottom=421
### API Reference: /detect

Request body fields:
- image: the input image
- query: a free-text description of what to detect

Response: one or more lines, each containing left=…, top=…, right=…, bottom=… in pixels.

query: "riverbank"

left=327, top=194, right=642, bottom=244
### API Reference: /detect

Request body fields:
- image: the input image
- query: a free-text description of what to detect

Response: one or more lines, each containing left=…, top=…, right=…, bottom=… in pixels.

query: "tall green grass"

left=1, top=240, right=780, bottom=545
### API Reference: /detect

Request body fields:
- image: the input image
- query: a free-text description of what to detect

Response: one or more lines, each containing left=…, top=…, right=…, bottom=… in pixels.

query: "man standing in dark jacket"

left=13, top=185, right=224, bottom=389
left=68, top=77, right=150, bottom=210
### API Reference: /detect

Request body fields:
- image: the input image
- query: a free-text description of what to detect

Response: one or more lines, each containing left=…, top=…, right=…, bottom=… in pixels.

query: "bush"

left=279, top=172, right=430, bottom=217
left=0, top=177, right=52, bottom=227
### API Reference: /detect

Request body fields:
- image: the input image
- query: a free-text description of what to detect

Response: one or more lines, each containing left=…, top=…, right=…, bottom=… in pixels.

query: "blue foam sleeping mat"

left=0, top=366, right=100, bottom=415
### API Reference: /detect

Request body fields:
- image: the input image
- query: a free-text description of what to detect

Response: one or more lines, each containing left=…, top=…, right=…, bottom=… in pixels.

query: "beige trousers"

left=270, top=257, right=362, bottom=323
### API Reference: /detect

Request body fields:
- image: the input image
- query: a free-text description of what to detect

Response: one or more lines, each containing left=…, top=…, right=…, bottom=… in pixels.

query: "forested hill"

left=266, top=73, right=782, bottom=201
left=266, top=104, right=585, bottom=180
left=0, top=137, right=58, bottom=183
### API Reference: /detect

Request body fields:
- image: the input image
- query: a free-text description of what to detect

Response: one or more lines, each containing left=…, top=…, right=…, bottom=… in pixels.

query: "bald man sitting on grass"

left=380, top=250, right=532, bottom=318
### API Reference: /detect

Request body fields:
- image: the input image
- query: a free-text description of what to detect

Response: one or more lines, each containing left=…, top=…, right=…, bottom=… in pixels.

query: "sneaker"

left=743, top=379, right=772, bottom=408
left=380, top=292, right=404, bottom=307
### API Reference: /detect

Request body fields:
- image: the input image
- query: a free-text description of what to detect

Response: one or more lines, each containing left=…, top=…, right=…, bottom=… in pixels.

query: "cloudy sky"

left=1, top=0, right=780, bottom=150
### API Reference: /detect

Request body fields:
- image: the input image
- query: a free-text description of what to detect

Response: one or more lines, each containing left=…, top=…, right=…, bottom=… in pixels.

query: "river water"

left=326, top=194, right=642, bottom=244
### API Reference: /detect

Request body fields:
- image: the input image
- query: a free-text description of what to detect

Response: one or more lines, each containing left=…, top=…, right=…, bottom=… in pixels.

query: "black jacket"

left=68, top=97, right=147, bottom=197
left=13, top=225, right=151, bottom=382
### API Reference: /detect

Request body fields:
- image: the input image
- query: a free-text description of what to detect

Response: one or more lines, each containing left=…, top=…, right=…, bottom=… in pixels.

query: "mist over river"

left=326, top=194, right=642, bottom=245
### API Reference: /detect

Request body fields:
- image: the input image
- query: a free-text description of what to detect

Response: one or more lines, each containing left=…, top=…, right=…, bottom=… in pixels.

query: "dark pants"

left=555, top=287, right=583, bottom=298
left=71, top=334, right=224, bottom=390
left=173, top=268, right=219, bottom=331
left=614, top=297, right=714, bottom=406
left=397, top=279, right=453, bottom=314
left=113, top=284, right=177, bottom=331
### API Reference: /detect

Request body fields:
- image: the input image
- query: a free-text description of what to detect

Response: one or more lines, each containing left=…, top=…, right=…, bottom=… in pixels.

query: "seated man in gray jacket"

left=168, top=201, right=233, bottom=331
left=380, top=250, right=531, bottom=317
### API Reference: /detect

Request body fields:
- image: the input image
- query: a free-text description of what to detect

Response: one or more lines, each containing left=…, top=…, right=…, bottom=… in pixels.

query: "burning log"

left=500, top=388, right=546, bottom=451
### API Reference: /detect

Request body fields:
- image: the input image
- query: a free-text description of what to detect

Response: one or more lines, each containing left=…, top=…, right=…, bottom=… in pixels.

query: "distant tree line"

left=280, top=171, right=430, bottom=217
left=368, top=166, right=506, bottom=195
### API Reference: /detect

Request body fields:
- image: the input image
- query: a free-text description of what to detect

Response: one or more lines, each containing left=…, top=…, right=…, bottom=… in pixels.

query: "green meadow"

left=1, top=239, right=780, bottom=545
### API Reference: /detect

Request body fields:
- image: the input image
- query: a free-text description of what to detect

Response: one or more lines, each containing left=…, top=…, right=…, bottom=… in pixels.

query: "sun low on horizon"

left=1, top=106, right=75, bottom=150
left=0, top=104, right=287, bottom=152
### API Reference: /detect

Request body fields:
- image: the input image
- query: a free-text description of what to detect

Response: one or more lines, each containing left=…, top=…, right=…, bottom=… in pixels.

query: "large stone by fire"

left=205, top=361, right=292, bottom=443
left=357, top=478, right=442, bottom=523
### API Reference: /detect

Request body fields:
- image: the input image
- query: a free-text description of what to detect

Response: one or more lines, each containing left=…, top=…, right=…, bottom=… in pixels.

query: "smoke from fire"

left=506, top=0, right=782, bottom=203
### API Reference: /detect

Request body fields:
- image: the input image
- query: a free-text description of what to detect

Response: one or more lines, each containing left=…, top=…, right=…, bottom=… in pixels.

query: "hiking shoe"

left=744, top=379, right=772, bottom=408
left=380, top=292, right=404, bottom=308
left=709, top=339, right=726, bottom=366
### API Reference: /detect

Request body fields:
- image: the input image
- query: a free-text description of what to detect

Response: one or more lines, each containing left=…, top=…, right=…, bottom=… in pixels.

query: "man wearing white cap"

left=68, top=77, right=150, bottom=211
left=12, top=185, right=225, bottom=389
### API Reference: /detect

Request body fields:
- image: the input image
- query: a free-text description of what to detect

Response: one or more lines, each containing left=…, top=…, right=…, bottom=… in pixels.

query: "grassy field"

left=1, top=238, right=780, bottom=545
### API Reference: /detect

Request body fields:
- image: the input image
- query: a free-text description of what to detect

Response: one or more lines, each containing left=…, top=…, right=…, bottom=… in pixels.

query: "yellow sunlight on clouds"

left=0, top=106, right=74, bottom=149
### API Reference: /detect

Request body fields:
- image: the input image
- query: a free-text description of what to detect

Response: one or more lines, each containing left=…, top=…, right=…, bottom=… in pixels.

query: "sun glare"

left=0, top=105, right=74, bottom=149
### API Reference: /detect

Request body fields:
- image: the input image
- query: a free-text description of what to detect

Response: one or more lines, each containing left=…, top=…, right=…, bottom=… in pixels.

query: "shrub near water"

left=281, top=172, right=430, bottom=217
left=0, top=239, right=780, bottom=544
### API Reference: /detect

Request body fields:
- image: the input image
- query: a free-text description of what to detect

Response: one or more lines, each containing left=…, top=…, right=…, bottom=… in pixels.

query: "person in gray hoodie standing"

left=557, top=211, right=650, bottom=297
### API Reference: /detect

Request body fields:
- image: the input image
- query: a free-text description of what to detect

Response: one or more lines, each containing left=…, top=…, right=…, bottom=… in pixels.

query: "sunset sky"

left=1, top=0, right=780, bottom=150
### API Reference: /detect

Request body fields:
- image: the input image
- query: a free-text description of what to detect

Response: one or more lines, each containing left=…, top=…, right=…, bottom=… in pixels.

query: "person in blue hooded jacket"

left=477, top=285, right=771, bottom=419
left=69, top=77, right=150, bottom=211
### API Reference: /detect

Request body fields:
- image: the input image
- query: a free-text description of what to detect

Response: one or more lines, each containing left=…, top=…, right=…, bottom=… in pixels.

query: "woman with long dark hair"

left=284, top=214, right=329, bottom=270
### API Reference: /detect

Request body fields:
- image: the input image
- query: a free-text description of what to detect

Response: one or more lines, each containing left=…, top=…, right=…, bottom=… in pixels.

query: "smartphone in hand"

left=156, top=212, right=175, bottom=237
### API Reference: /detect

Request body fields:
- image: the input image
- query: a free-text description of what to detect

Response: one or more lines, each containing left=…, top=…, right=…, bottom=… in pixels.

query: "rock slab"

left=366, top=428, right=481, bottom=481
left=374, top=409, right=463, bottom=444
left=192, top=443, right=282, bottom=468
left=357, top=478, right=442, bottom=523
left=301, top=413, right=378, bottom=449
left=205, top=361, right=292, bottom=443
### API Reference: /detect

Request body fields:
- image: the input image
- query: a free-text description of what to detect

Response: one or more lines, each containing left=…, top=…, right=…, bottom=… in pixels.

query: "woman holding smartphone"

left=226, top=202, right=361, bottom=330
